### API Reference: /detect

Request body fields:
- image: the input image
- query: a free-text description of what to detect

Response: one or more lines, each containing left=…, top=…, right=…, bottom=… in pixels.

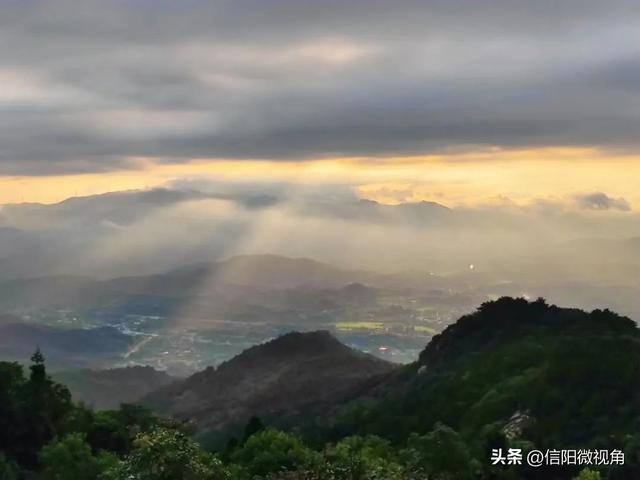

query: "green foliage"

left=38, top=432, right=117, bottom=480
left=326, top=435, right=405, bottom=480
left=0, top=351, right=164, bottom=478
left=403, top=423, right=476, bottom=480
left=0, top=453, right=19, bottom=480
left=106, top=428, right=230, bottom=480
left=330, top=297, right=640, bottom=480
left=242, top=416, right=265, bottom=443
left=4, top=298, right=640, bottom=480
left=231, top=428, right=321, bottom=479
left=84, top=404, right=161, bottom=455
left=573, top=468, right=601, bottom=479
left=0, top=351, right=74, bottom=469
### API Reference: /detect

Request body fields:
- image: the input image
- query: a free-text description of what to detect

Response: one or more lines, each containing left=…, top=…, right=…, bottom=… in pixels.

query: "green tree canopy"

left=39, top=432, right=117, bottom=480
left=327, top=435, right=405, bottom=480
left=107, top=428, right=230, bottom=480
left=231, top=428, right=321, bottom=479
left=403, top=423, right=476, bottom=480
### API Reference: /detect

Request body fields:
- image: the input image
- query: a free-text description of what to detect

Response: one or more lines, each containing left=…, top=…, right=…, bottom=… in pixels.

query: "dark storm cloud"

left=1, top=0, right=640, bottom=174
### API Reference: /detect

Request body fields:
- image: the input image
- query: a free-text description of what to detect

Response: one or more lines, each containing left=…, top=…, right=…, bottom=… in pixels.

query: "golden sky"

left=3, top=0, right=640, bottom=215
left=1, top=147, right=638, bottom=209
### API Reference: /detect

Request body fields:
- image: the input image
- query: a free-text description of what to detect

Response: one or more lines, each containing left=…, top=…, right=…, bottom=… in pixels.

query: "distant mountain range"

left=0, top=188, right=458, bottom=279
left=0, top=188, right=454, bottom=229
left=0, top=254, right=440, bottom=376
left=106, top=254, right=378, bottom=292
left=0, top=255, right=396, bottom=323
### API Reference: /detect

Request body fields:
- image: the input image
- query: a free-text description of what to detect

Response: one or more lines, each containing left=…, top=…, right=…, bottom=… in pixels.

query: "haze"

left=0, top=1, right=640, bottom=351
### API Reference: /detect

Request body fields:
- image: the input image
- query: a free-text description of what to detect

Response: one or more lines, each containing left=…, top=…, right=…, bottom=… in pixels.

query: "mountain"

left=52, top=366, right=175, bottom=410
left=138, top=298, right=640, bottom=477
left=4, top=298, right=640, bottom=479
left=0, top=321, right=133, bottom=368
left=306, top=198, right=453, bottom=225
left=0, top=188, right=213, bottom=230
left=0, top=255, right=382, bottom=319
left=143, top=331, right=394, bottom=434
left=106, top=254, right=376, bottom=293
left=0, top=188, right=458, bottom=279
left=326, top=297, right=640, bottom=457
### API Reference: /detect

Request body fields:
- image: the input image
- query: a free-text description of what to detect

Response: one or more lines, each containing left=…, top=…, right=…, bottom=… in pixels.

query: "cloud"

left=1, top=179, right=640, bottom=281
left=1, top=1, right=640, bottom=174
left=574, top=192, right=632, bottom=211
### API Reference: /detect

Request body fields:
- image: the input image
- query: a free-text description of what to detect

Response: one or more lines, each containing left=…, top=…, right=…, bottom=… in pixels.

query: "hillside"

left=52, top=366, right=175, bottom=410
left=3, top=298, right=640, bottom=478
left=0, top=255, right=379, bottom=314
left=0, top=321, right=132, bottom=368
left=144, top=331, right=395, bottom=433
left=322, top=297, right=640, bottom=476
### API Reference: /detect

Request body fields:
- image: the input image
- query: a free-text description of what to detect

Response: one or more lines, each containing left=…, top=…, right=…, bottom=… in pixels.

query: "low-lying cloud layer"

left=0, top=181, right=638, bottom=285
left=1, top=0, right=640, bottom=174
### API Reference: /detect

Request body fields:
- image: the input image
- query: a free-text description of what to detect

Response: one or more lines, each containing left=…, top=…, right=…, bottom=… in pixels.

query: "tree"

left=85, top=404, right=160, bottom=456
left=231, top=428, right=321, bottom=479
left=0, top=362, right=25, bottom=457
left=106, top=428, right=230, bottom=480
left=30, top=348, right=46, bottom=384
left=242, top=416, right=265, bottom=443
left=0, top=453, right=18, bottom=480
left=8, top=349, right=74, bottom=469
left=327, top=435, right=405, bottom=480
left=403, top=423, right=476, bottom=480
left=39, top=432, right=117, bottom=480
left=85, top=410, right=132, bottom=455
left=573, top=468, right=601, bottom=480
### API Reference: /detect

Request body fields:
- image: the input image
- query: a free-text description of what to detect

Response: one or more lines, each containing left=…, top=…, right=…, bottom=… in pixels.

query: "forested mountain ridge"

left=1, top=297, right=639, bottom=479
left=144, top=331, right=394, bottom=434
left=320, top=297, right=640, bottom=478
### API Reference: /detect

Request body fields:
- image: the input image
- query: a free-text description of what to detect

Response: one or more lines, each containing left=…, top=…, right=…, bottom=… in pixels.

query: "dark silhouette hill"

left=143, top=331, right=394, bottom=432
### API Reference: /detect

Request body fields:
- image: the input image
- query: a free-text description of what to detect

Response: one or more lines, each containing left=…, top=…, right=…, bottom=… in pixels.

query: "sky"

left=1, top=0, right=640, bottom=208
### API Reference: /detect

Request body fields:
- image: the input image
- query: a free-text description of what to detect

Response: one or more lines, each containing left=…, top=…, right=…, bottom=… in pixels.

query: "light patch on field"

left=335, top=322, right=385, bottom=331
left=414, top=325, right=438, bottom=335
